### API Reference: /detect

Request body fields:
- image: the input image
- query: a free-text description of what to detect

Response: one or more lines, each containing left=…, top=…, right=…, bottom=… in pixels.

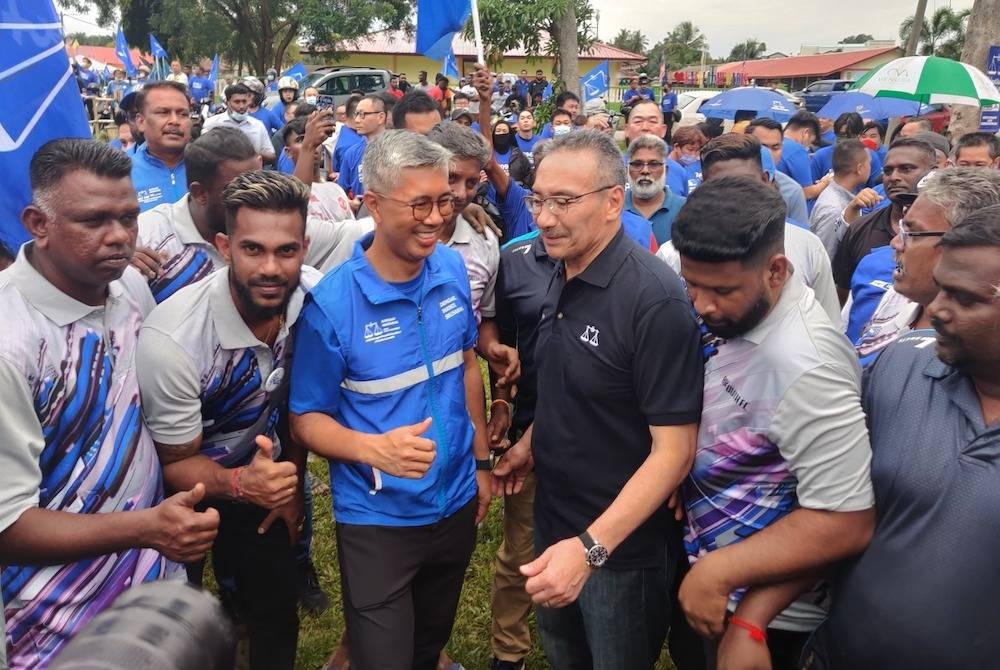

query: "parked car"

left=902, top=103, right=951, bottom=135
left=265, top=65, right=390, bottom=111
left=794, top=79, right=854, bottom=113
left=674, top=89, right=723, bottom=127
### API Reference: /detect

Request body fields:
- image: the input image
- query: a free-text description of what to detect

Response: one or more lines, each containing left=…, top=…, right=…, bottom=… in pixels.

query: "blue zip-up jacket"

left=131, top=143, right=187, bottom=212
left=290, top=233, right=479, bottom=526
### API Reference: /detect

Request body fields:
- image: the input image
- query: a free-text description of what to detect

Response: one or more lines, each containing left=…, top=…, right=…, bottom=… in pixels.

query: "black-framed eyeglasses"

left=898, top=219, right=946, bottom=246
left=522, top=185, right=616, bottom=215
left=372, top=192, right=456, bottom=221
left=627, top=160, right=665, bottom=172
left=354, top=110, right=384, bottom=118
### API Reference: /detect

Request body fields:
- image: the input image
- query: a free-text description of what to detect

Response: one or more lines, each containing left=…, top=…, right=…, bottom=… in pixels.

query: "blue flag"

left=115, top=25, right=136, bottom=78
left=579, top=60, right=609, bottom=101
left=209, top=53, right=219, bottom=84
left=0, top=0, right=91, bottom=252
left=149, top=33, right=168, bottom=60
left=443, top=50, right=459, bottom=79
left=415, top=0, right=471, bottom=62
left=282, top=62, right=308, bottom=82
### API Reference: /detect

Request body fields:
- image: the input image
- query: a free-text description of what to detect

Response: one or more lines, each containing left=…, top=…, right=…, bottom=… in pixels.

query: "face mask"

left=678, top=153, right=698, bottom=166
left=229, top=110, right=247, bottom=123
left=493, top=134, right=513, bottom=153
left=305, top=96, right=318, bottom=105
left=553, top=125, right=571, bottom=137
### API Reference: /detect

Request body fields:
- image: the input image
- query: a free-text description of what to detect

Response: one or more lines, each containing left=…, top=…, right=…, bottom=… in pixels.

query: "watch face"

left=587, top=544, right=609, bottom=568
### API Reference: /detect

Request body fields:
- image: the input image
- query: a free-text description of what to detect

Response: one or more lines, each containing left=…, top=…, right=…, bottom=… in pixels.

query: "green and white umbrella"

left=850, top=55, right=1000, bottom=107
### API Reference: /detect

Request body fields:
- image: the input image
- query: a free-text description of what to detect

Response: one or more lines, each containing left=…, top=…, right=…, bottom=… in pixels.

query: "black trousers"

left=336, top=498, right=478, bottom=670
left=187, top=500, right=299, bottom=670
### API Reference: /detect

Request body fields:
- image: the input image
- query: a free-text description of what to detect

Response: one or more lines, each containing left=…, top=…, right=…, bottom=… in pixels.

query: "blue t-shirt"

left=624, top=188, right=687, bottom=245
left=332, top=126, right=364, bottom=173
left=337, top=138, right=367, bottom=197
left=251, top=106, right=282, bottom=135
left=661, top=91, right=679, bottom=113
left=811, top=146, right=883, bottom=188
left=860, top=183, right=890, bottom=217
left=777, top=137, right=813, bottom=188
left=514, top=79, right=530, bottom=103
left=515, top=134, right=540, bottom=162
left=276, top=150, right=295, bottom=174
left=130, top=143, right=187, bottom=212
left=846, top=245, right=895, bottom=351
left=188, top=76, right=214, bottom=104
left=666, top=157, right=689, bottom=197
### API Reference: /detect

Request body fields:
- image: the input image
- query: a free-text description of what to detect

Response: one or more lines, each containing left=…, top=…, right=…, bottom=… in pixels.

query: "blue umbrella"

left=817, top=92, right=922, bottom=120
left=701, top=87, right=797, bottom=121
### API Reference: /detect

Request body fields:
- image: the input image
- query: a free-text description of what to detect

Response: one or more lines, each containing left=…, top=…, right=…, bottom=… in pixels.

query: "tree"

left=66, top=32, right=113, bottom=47
left=839, top=34, right=874, bottom=44
left=646, top=21, right=707, bottom=75
left=57, top=0, right=413, bottom=75
left=950, top=0, right=1000, bottom=137
left=610, top=29, right=647, bottom=56
left=899, top=6, right=970, bottom=58
left=728, top=38, right=766, bottom=62
left=471, top=0, right=596, bottom=96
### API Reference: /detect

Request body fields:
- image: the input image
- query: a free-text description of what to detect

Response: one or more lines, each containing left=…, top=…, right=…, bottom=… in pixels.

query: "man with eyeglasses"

left=337, top=94, right=388, bottom=208
left=854, top=168, right=1000, bottom=366
left=492, top=130, right=704, bottom=669
left=625, top=134, right=687, bottom=245
left=803, top=204, right=1000, bottom=669
left=289, top=130, right=493, bottom=670
left=137, top=171, right=316, bottom=670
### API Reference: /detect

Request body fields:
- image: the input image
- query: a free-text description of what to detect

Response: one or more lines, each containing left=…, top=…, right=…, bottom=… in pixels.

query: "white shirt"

left=443, top=214, right=500, bottom=323
left=202, top=112, right=273, bottom=159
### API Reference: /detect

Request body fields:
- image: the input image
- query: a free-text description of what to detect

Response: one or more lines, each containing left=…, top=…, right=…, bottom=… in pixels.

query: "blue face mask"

left=305, top=96, right=318, bottom=105
left=229, top=110, right=247, bottom=123
left=678, top=153, right=698, bottom=166
left=553, top=125, right=571, bottom=137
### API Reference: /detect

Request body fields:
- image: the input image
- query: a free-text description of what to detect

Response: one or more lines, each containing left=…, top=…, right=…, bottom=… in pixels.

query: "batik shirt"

left=0, top=247, right=171, bottom=669
left=683, top=278, right=874, bottom=632
left=136, top=266, right=321, bottom=467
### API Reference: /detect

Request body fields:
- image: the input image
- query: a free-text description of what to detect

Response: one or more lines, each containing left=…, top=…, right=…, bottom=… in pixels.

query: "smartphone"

left=316, top=94, right=335, bottom=111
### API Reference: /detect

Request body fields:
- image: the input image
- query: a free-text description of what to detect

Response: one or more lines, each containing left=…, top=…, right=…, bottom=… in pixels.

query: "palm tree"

left=899, top=7, right=970, bottom=57
left=728, top=38, right=767, bottom=62
left=659, top=21, right=707, bottom=70
left=610, top=29, right=648, bottom=56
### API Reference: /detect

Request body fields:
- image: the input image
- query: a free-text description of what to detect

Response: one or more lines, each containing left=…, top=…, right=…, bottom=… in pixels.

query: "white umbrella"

left=850, top=55, right=1000, bottom=107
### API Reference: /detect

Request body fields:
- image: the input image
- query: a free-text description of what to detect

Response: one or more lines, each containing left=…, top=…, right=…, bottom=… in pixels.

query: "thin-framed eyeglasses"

left=898, top=219, right=946, bottom=246
left=628, top=160, right=665, bottom=172
left=354, top=110, right=384, bottom=118
left=372, top=192, right=455, bottom=222
left=522, top=185, right=616, bottom=215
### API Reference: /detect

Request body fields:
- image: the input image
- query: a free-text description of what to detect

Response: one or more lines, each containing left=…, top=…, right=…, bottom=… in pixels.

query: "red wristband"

left=729, top=616, right=767, bottom=643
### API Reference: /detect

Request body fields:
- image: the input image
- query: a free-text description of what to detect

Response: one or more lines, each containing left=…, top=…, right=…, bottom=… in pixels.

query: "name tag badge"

left=264, top=367, right=285, bottom=393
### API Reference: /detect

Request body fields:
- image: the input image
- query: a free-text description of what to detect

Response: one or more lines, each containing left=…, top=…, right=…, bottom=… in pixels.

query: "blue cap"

left=760, top=145, right=776, bottom=181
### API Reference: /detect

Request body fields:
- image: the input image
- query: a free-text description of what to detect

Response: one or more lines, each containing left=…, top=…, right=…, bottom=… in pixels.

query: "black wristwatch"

left=475, top=457, right=493, bottom=471
left=578, top=530, right=609, bottom=568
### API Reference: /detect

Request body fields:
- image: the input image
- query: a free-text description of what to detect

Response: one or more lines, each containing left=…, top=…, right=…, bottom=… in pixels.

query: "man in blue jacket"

left=290, top=130, right=494, bottom=670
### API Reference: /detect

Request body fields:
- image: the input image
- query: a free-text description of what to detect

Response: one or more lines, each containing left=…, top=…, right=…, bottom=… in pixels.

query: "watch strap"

left=579, top=530, right=596, bottom=551
left=475, top=457, right=492, bottom=471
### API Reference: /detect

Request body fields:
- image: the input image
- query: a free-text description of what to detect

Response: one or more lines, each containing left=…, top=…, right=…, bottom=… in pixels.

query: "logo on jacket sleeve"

left=364, top=317, right=401, bottom=343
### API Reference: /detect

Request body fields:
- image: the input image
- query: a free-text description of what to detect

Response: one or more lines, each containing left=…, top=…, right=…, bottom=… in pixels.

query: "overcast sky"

left=591, top=0, right=974, bottom=57
left=62, top=0, right=975, bottom=60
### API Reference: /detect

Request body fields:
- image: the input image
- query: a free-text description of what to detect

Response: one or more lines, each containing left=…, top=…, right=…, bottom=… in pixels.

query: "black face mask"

left=493, top=134, right=513, bottom=153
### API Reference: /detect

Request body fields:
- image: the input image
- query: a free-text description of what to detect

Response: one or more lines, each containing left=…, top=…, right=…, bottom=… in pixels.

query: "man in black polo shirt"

left=493, top=130, right=704, bottom=668
left=832, top=137, right=936, bottom=301
left=804, top=206, right=1000, bottom=668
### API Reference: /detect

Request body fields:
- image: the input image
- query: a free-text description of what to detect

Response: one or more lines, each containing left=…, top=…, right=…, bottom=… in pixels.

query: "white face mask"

left=229, top=110, right=247, bottom=123
left=305, top=96, right=318, bottom=105
left=553, top=125, right=571, bottom=137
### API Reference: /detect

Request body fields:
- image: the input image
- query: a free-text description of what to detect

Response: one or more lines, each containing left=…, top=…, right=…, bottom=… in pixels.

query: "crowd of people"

left=1, top=52, right=1000, bottom=670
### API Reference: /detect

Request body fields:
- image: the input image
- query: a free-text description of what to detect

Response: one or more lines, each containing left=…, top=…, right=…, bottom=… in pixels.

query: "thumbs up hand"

left=237, top=435, right=299, bottom=509
left=149, top=483, right=220, bottom=563
left=371, top=417, right=437, bottom=478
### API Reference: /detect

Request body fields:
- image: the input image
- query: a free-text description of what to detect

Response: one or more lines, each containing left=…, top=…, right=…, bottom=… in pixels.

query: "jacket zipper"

left=416, top=304, right=448, bottom=517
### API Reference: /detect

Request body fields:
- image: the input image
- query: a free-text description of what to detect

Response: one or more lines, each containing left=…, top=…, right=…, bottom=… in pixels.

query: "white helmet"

left=277, top=76, right=299, bottom=92
left=241, top=75, right=266, bottom=105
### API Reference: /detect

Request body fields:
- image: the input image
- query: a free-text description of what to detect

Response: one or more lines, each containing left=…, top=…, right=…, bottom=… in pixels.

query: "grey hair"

left=627, top=133, right=668, bottom=159
left=545, top=129, right=628, bottom=186
left=30, top=138, right=132, bottom=217
left=362, top=129, right=452, bottom=194
left=222, top=169, right=311, bottom=235
left=918, top=167, right=1000, bottom=226
left=426, top=122, right=491, bottom=168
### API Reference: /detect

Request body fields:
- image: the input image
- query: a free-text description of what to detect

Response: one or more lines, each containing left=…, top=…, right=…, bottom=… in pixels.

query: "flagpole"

left=470, top=0, right=484, bottom=64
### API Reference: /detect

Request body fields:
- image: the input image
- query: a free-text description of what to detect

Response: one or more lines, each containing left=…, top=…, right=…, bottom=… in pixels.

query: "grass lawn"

left=294, top=457, right=677, bottom=670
